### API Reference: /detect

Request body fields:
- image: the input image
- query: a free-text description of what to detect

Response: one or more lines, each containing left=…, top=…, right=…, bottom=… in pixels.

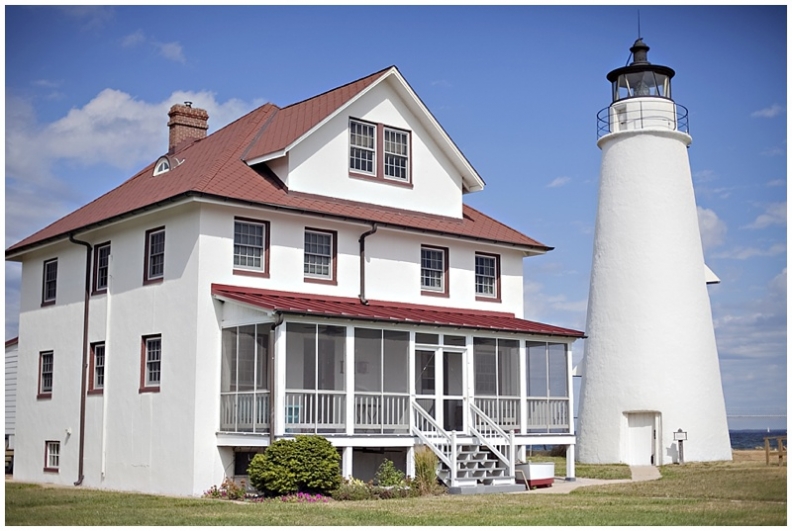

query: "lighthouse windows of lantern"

left=612, top=70, right=672, bottom=101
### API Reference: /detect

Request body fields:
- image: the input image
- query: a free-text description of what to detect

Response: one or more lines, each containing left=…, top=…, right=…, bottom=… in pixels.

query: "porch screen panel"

left=473, top=338, right=496, bottom=395
left=526, top=341, right=548, bottom=397
left=415, top=351, right=435, bottom=395
left=256, top=327, right=269, bottom=390
left=497, top=339, right=520, bottom=396
left=286, top=323, right=315, bottom=389
left=354, top=328, right=382, bottom=393
left=382, top=330, right=408, bottom=393
left=221, top=328, right=237, bottom=392
left=318, top=325, right=345, bottom=391
left=238, top=325, right=256, bottom=391
left=547, top=343, right=568, bottom=397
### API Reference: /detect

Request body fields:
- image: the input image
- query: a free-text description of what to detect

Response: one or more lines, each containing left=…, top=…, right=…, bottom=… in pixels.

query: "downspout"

left=69, top=233, right=92, bottom=486
left=269, top=312, right=284, bottom=442
left=358, top=223, right=378, bottom=305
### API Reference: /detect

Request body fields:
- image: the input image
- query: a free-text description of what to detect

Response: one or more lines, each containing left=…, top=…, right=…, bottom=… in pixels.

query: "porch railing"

left=469, top=401, right=515, bottom=478
left=411, top=401, right=455, bottom=478
left=285, top=390, right=345, bottom=433
left=525, top=398, right=569, bottom=431
left=220, top=391, right=270, bottom=432
left=354, top=393, right=410, bottom=433
left=474, top=397, right=520, bottom=431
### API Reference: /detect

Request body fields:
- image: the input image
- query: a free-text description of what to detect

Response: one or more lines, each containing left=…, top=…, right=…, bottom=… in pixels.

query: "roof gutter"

left=68, top=232, right=92, bottom=486
left=6, top=190, right=553, bottom=260
left=358, top=223, right=378, bottom=305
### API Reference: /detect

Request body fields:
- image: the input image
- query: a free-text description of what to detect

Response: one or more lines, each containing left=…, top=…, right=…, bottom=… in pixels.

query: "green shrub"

left=413, top=445, right=439, bottom=495
left=203, top=477, right=247, bottom=500
left=247, top=435, right=341, bottom=496
left=374, top=459, right=405, bottom=487
left=330, top=478, right=372, bottom=501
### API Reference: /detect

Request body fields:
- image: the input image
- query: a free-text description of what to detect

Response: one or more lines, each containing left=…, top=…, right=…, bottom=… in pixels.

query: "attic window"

left=153, top=157, right=171, bottom=176
left=349, top=118, right=411, bottom=186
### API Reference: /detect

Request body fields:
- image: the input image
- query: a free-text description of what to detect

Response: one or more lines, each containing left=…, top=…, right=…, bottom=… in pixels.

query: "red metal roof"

left=6, top=67, right=550, bottom=256
left=212, top=284, right=584, bottom=338
left=242, top=67, right=390, bottom=162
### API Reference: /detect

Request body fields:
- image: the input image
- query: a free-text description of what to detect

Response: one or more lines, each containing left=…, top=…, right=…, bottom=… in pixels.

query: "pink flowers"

left=279, top=492, right=330, bottom=503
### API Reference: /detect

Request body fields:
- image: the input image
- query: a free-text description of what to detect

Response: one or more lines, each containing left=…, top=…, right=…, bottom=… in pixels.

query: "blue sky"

left=4, top=5, right=787, bottom=430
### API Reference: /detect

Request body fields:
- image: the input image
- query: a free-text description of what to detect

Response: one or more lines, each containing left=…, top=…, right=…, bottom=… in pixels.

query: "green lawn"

left=5, top=459, right=786, bottom=526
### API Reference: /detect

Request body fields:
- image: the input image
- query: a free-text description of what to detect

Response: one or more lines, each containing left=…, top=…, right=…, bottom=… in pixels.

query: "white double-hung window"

left=234, top=220, right=266, bottom=271
left=383, top=128, right=409, bottom=181
left=421, top=246, right=448, bottom=296
left=475, top=253, right=500, bottom=300
left=304, top=229, right=335, bottom=282
left=349, top=120, right=376, bottom=174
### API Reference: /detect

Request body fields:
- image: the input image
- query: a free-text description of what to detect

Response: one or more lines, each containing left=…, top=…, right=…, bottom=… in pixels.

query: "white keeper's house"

left=6, top=66, right=583, bottom=496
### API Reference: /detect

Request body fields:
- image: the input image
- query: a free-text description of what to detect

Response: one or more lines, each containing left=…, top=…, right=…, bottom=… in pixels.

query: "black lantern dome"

left=607, top=39, right=675, bottom=102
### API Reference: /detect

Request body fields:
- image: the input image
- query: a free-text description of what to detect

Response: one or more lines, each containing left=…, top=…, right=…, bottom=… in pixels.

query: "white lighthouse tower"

left=577, top=39, right=732, bottom=465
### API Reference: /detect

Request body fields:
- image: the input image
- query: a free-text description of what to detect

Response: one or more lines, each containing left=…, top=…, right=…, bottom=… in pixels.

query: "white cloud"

left=693, top=169, right=716, bottom=183
left=743, top=202, right=786, bottom=229
left=121, top=31, right=186, bottom=63
left=713, top=243, right=786, bottom=260
left=58, top=6, right=115, bottom=30
left=761, top=147, right=785, bottom=157
left=5, top=88, right=262, bottom=248
left=122, top=30, right=146, bottom=48
left=546, top=176, right=570, bottom=188
left=697, top=206, right=727, bottom=250
left=751, top=104, right=785, bottom=118
left=766, top=179, right=785, bottom=187
left=522, top=279, right=587, bottom=331
left=155, top=41, right=186, bottom=64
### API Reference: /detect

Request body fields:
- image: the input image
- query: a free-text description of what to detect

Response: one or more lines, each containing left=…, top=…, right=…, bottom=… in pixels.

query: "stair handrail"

left=411, top=402, right=454, bottom=471
left=469, top=401, right=514, bottom=475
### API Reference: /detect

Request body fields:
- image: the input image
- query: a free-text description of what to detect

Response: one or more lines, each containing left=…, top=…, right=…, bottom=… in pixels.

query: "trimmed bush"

left=247, top=435, right=341, bottom=496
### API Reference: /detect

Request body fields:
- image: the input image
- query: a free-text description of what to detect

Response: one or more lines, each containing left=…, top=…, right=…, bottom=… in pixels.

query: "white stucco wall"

left=6, top=341, right=18, bottom=444
left=283, top=79, right=465, bottom=219
left=12, top=203, right=205, bottom=495
left=197, top=202, right=525, bottom=317
left=577, top=128, right=731, bottom=465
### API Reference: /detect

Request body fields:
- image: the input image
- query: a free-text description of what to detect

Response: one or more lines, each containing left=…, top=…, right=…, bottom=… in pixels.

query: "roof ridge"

left=278, top=65, right=393, bottom=111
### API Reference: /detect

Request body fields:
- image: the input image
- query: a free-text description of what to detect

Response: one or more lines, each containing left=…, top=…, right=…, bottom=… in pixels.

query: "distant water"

left=730, top=429, right=787, bottom=450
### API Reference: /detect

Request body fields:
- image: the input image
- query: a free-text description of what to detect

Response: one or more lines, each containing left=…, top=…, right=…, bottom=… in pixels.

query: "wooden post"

left=765, top=437, right=771, bottom=465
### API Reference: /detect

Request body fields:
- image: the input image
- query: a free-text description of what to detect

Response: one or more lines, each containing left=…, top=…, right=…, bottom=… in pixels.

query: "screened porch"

left=218, top=322, right=573, bottom=437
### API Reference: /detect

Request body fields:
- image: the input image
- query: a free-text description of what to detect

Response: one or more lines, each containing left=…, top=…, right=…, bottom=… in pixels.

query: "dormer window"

left=349, top=119, right=411, bottom=185
left=153, top=156, right=171, bottom=176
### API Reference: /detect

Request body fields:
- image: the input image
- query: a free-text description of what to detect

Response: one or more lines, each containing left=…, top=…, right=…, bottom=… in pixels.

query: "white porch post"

left=345, top=327, right=355, bottom=436
left=435, top=346, right=444, bottom=430
left=464, top=335, right=475, bottom=433
left=273, top=322, right=287, bottom=436
left=342, top=446, right=353, bottom=479
left=519, top=340, right=527, bottom=433
left=408, top=331, right=416, bottom=434
left=565, top=444, right=576, bottom=480
left=566, top=342, right=575, bottom=435
left=406, top=445, right=415, bottom=479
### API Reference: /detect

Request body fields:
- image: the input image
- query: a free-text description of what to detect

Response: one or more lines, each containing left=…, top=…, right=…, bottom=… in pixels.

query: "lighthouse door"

left=627, top=413, right=656, bottom=465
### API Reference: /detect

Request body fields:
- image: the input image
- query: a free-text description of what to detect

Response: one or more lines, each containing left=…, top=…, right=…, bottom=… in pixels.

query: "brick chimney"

left=167, top=102, right=208, bottom=153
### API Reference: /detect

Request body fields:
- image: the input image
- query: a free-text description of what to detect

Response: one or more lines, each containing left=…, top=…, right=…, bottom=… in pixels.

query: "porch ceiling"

left=211, top=284, right=584, bottom=338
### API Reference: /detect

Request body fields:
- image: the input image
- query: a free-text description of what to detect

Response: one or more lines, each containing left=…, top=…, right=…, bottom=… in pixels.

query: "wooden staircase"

left=412, top=402, right=525, bottom=494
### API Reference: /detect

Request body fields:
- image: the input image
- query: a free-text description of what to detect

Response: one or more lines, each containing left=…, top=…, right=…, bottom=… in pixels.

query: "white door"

left=627, top=413, right=655, bottom=465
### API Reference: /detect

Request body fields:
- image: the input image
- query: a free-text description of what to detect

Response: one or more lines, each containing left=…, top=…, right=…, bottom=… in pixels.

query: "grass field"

left=5, top=451, right=786, bottom=526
